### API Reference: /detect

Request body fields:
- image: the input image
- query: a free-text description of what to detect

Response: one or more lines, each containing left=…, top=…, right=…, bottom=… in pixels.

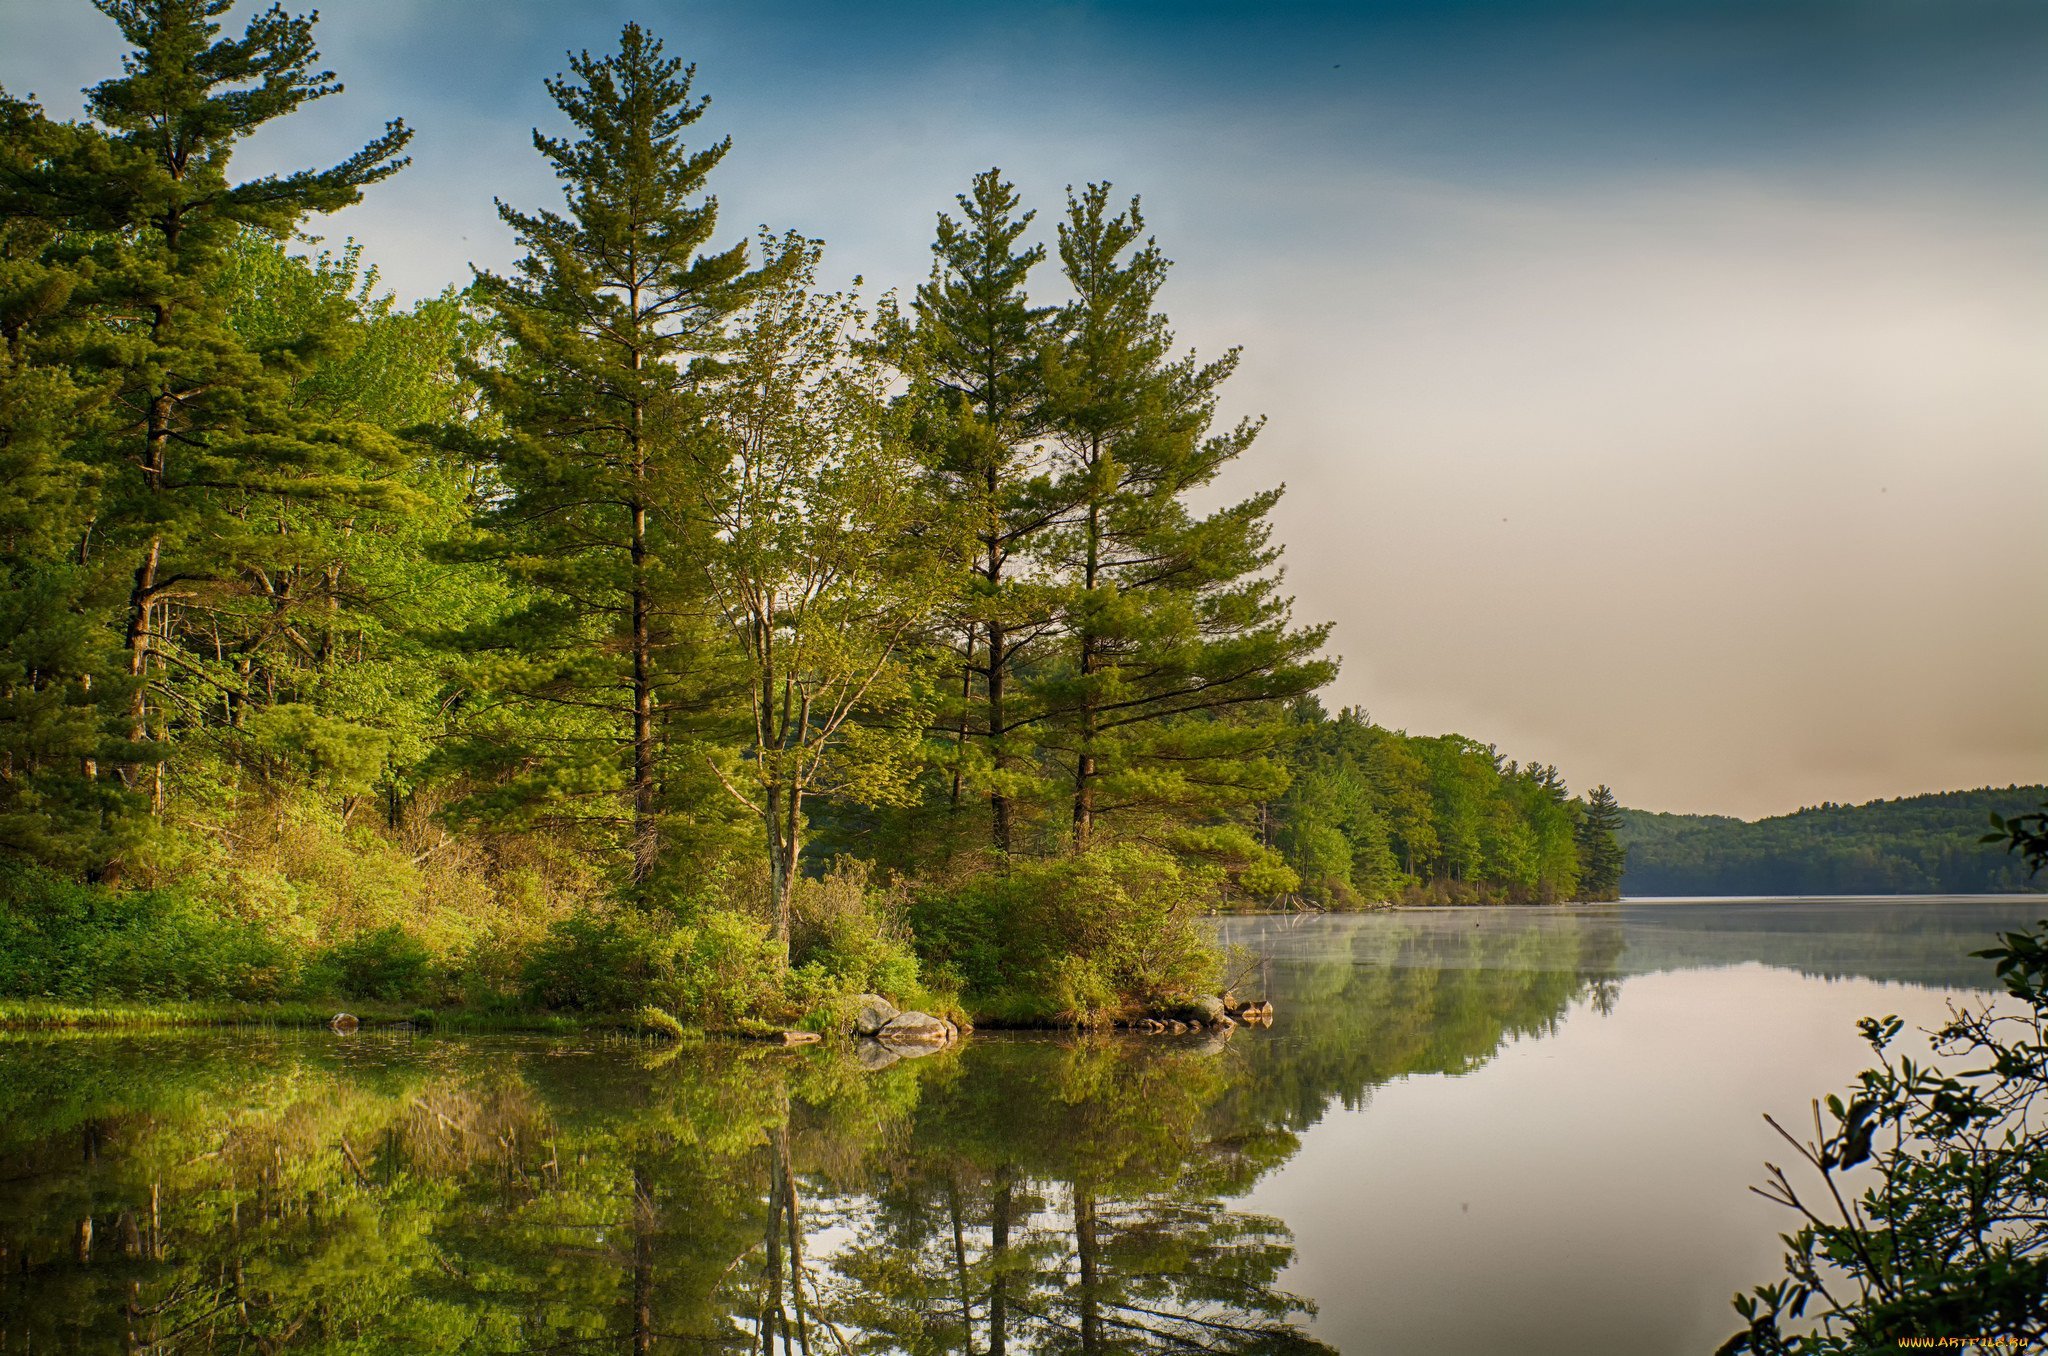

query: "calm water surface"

left=1, top=896, right=2040, bottom=1354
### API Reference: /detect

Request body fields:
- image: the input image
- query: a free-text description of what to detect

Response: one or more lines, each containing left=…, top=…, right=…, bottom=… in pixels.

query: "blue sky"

left=4, top=0, right=2043, bottom=816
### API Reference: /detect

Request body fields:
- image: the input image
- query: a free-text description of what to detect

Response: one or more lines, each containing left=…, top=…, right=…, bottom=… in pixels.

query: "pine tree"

left=456, top=24, right=781, bottom=890
left=0, top=92, right=135, bottom=868
left=1576, top=784, right=1627, bottom=901
left=1038, top=184, right=1334, bottom=858
left=1, top=0, right=413, bottom=819
left=890, top=170, right=1059, bottom=857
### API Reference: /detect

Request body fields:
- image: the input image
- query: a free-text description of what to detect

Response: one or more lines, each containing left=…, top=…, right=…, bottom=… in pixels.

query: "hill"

left=1618, top=786, right=2048, bottom=896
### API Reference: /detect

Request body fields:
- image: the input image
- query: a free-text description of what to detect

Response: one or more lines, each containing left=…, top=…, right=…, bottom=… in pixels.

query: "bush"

left=663, top=909, right=790, bottom=1025
left=312, top=924, right=437, bottom=1002
left=1722, top=920, right=2048, bottom=1353
left=789, top=860, right=923, bottom=1000
left=911, top=845, right=1220, bottom=1022
left=0, top=865, right=298, bottom=1001
left=634, top=1004, right=686, bottom=1040
left=520, top=910, right=658, bottom=1012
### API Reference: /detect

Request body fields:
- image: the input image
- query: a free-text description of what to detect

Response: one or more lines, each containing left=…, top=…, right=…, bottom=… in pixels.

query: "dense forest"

left=0, top=2, right=1623, bottom=1027
left=1618, top=786, right=2048, bottom=896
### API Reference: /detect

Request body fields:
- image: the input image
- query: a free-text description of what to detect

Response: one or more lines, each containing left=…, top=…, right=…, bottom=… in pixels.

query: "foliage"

left=449, top=22, right=780, bottom=893
left=1721, top=919, right=2048, bottom=1353
left=1268, top=700, right=1590, bottom=906
left=0, top=863, right=297, bottom=1001
left=911, top=845, right=1220, bottom=1022
left=1621, top=786, right=2048, bottom=896
left=1984, top=800, right=2048, bottom=878
left=310, top=923, right=437, bottom=1003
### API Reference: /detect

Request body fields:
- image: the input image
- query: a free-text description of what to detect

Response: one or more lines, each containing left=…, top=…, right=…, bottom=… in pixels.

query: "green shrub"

left=911, top=845, right=1220, bottom=1021
left=313, top=924, right=437, bottom=1002
left=634, top=1004, right=686, bottom=1040
left=789, top=860, right=923, bottom=999
left=520, top=910, right=656, bottom=1012
left=0, top=865, right=298, bottom=1001
left=663, top=909, right=789, bottom=1024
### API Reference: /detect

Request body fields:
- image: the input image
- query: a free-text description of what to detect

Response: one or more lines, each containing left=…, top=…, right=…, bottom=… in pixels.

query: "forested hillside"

left=1259, top=702, right=1624, bottom=907
left=0, top=2, right=1623, bottom=1027
left=1618, top=787, right=2048, bottom=896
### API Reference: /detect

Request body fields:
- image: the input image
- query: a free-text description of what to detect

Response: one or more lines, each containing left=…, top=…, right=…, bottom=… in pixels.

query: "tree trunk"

left=1074, top=1187, right=1101, bottom=1355
left=1072, top=495, right=1102, bottom=853
left=987, top=612, right=1011, bottom=857
left=124, top=376, right=173, bottom=795
left=631, top=1165, right=655, bottom=1356
left=630, top=499, right=656, bottom=885
left=766, top=781, right=800, bottom=965
left=950, top=624, right=975, bottom=813
left=988, top=1170, right=1012, bottom=1356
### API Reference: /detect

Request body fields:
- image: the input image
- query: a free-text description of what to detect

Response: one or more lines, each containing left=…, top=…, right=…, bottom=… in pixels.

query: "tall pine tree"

left=1038, top=184, right=1334, bottom=859
left=1575, top=783, right=1626, bottom=900
left=455, top=24, right=781, bottom=890
left=891, top=170, right=1060, bottom=858
left=1, top=0, right=412, bottom=839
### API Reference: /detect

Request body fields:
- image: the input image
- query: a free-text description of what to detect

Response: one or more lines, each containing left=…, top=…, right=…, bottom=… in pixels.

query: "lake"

left=2, top=896, right=2040, bottom=1354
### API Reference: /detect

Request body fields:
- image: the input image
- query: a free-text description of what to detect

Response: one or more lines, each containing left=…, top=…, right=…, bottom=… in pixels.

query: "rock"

left=1168, top=1020, right=1188, bottom=1035
left=1221, top=992, right=1242, bottom=1015
left=330, top=1012, right=359, bottom=1033
left=877, top=1010, right=953, bottom=1046
left=778, top=1030, right=822, bottom=1046
left=853, top=1040, right=901, bottom=1072
left=851, top=994, right=899, bottom=1037
left=1188, top=995, right=1227, bottom=1025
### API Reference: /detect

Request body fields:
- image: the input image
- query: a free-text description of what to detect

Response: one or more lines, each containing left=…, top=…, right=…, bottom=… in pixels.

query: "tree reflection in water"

left=0, top=911, right=1629, bottom=1353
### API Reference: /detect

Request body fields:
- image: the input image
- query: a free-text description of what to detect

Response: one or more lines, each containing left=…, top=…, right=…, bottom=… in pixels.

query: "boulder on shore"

left=852, top=994, right=899, bottom=1037
left=876, top=1010, right=953, bottom=1046
left=330, top=1012, right=359, bottom=1033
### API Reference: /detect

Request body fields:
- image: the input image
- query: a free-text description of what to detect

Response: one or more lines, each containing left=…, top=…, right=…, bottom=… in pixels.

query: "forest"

left=0, top=2, right=1624, bottom=1030
left=1617, top=785, right=2048, bottom=896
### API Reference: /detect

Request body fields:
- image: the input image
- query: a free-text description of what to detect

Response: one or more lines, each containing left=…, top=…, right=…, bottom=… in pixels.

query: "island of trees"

left=0, top=1, right=1626, bottom=1031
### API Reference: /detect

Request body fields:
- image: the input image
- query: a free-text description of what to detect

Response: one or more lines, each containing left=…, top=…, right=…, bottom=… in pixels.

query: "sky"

left=2, top=0, right=2043, bottom=819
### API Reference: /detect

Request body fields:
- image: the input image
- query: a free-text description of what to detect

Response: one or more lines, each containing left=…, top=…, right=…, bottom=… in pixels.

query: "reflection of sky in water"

left=1226, top=898, right=2040, bottom=1355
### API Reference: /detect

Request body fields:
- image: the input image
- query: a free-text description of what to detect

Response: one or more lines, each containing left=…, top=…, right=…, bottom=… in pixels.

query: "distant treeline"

left=1262, top=701, right=1624, bottom=908
left=1617, top=787, right=2048, bottom=896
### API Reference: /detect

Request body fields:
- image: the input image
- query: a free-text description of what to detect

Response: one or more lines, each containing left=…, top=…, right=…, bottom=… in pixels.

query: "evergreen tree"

left=0, top=0, right=411, bottom=834
left=1038, top=184, right=1334, bottom=859
left=456, top=23, right=781, bottom=889
left=0, top=93, right=133, bottom=868
left=1575, top=783, right=1626, bottom=901
left=890, top=170, right=1059, bottom=857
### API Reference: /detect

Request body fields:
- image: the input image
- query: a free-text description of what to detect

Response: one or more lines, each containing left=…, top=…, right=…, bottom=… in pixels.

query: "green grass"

left=0, top=998, right=602, bottom=1034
